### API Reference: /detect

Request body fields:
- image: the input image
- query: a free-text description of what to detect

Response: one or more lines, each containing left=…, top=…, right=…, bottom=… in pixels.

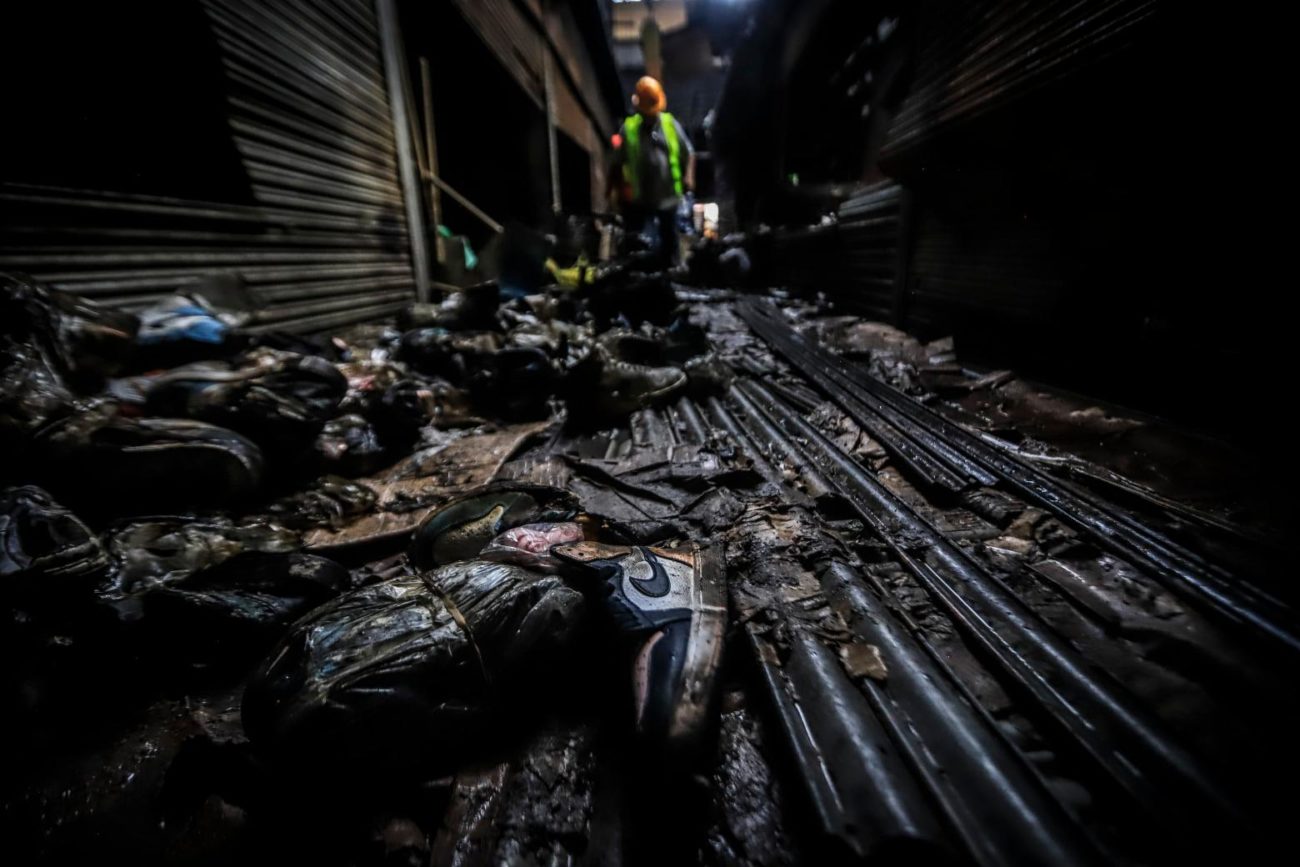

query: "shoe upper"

left=551, top=541, right=698, bottom=632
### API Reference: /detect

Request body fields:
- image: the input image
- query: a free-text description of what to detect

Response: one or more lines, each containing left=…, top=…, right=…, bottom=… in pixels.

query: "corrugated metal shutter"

left=905, top=204, right=1070, bottom=336
left=450, top=0, right=610, bottom=160
left=881, top=0, right=1158, bottom=158
left=0, top=0, right=416, bottom=334
left=762, top=182, right=908, bottom=321
left=452, top=0, right=546, bottom=108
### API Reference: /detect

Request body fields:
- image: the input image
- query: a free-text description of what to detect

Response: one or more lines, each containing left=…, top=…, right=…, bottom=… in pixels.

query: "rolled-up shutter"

left=1, top=0, right=417, bottom=333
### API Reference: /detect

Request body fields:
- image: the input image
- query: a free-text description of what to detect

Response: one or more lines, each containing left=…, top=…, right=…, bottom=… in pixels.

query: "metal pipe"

left=542, top=8, right=562, bottom=216
left=740, top=299, right=1300, bottom=656
left=377, top=0, right=430, bottom=302
left=820, top=562, right=1104, bottom=866
left=675, top=398, right=710, bottom=446
left=726, top=384, right=836, bottom=501
left=421, top=170, right=504, bottom=234
left=742, top=379, right=1253, bottom=847
left=703, top=396, right=787, bottom=493
left=419, top=57, right=445, bottom=264
left=740, top=303, right=996, bottom=489
left=744, top=625, right=948, bottom=861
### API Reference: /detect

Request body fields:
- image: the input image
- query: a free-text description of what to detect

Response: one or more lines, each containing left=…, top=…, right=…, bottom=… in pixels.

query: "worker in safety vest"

left=609, top=76, right=695, bottom=265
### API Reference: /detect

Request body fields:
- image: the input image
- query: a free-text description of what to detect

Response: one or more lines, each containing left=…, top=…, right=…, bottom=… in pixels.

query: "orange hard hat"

left=633, top=76, right=666, bottom=116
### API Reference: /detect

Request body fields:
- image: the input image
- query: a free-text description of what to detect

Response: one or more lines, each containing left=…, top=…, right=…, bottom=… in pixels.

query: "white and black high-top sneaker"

left=552, top=541, right=726, bottom=754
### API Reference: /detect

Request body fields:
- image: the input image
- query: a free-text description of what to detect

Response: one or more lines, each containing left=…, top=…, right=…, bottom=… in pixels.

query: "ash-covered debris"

left=4, top=258, right=1295, bottom=867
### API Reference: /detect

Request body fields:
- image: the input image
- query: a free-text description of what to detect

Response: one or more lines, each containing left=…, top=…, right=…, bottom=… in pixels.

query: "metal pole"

left=421, top=170, right=504, bottom=235
left=542, top=2, right=562, bottom=215
left=376, top=0, right=431, bottom=303
left=419, top=57, right=446, bottom=264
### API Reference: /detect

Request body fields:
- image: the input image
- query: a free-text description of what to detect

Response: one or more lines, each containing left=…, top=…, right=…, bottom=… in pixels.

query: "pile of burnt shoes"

left=2, top=480, right=726, bottom=810
left=4, top=269, right=730, bottom=859
left=4, top=268, right=723, bottom=514
left=244, top=484, right=726, bottom=784
left=393, top=276, right=728, bottom=425
left=3, top=267, right=727, bottom=680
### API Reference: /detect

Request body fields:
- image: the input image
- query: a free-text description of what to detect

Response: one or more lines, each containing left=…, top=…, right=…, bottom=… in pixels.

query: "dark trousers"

left=622, top=204, right=680, bottom=267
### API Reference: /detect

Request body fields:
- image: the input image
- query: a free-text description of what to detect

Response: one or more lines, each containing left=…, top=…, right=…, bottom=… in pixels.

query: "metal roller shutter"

left=761, top=182, right=909, bottom=322
left=882, top=0, right=1158, bottom=158
left=450, top=0, right=612, bottom=159
left=1, top=0, right=418, bottom=333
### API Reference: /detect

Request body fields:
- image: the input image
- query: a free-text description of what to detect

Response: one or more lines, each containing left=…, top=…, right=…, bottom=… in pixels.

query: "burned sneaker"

left=265, top=476, right=376, bottom=531
left=35, top=404, right=264, bottom=513
left=683, top=353, right=735, bottom=397
left=551, top=541, right=725, bottom=754
left=146, top=551, right=350, bottom=651
left=432, top=281, right=500, bottom=331
left=2, top=272, right=139, bottom=381
left=597, top=355, right=687, bottom=417
left=242, top=559, right=587, bottom=778
left=597, top=329, right=667, bottom=366
left=314, top=414, right=387, bottom=477
left=144, top=352, right=346, bottom=451
left=562, top=330, right=688, bottom=418
left=465, top=345, right=557, bottom=420
left=370, top=378, right=438, bottom=447
left=0, top=485, right=107, bottom=589
left=407, top=484, right=580, bottom=570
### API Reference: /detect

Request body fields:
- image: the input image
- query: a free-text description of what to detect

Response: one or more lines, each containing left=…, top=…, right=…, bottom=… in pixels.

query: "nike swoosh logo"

left=625, top=547, right=671, bottom=598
